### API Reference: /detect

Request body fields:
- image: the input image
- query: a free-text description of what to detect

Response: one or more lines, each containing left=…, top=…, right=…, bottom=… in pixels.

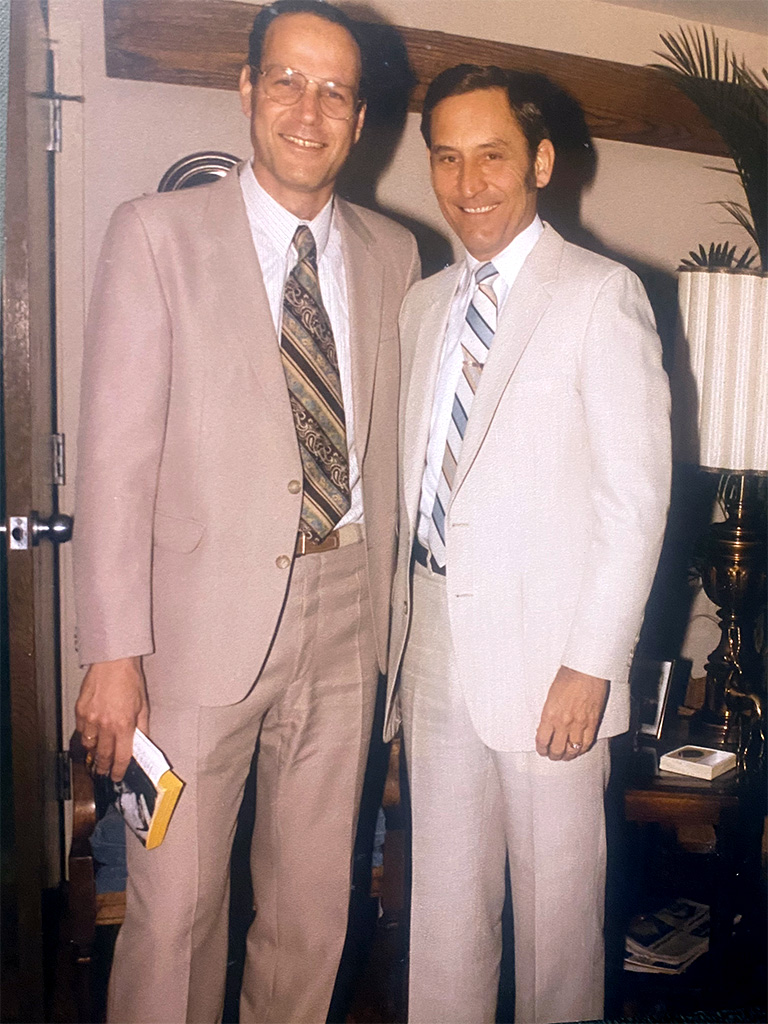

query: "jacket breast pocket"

left=153, top=510, right=205, bottom=553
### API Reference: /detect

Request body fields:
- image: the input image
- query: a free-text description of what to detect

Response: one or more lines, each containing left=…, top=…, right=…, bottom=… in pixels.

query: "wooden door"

left=2, top=1, right=69, bottom=1018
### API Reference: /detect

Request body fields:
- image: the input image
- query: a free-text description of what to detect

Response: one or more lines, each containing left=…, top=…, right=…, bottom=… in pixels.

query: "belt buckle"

left=297, top=532, right=309, bottom=556
left=326, top=530, right=341, bottom=552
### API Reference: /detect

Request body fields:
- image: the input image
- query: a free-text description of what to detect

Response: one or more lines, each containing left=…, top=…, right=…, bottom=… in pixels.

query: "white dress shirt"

left=417, top=216, right=543, bottom=547
left=240, top=161, right=363, bottom=527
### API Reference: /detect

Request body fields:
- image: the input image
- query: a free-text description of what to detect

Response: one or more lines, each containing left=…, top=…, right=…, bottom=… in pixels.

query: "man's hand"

left=75, top=657, right=149, bottom=780
left=535, top=665, right=608, bottom=761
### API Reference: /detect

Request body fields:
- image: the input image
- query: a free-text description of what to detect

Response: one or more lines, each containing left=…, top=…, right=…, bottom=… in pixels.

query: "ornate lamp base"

left=697, top=475, right=766, bottom=758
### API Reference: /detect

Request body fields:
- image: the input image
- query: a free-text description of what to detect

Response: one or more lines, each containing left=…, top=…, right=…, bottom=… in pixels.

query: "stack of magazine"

left=624, top=898, right=710, bottom=974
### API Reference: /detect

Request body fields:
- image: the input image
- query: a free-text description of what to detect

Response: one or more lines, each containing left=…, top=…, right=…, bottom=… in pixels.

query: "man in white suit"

left=386, top=65, right=671, bottom=1024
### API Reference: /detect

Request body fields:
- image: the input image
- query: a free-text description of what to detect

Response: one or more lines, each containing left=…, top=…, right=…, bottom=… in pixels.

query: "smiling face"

left=429, top=87, right=554, bottom=261
left=238, top=12, right=365, bottom=220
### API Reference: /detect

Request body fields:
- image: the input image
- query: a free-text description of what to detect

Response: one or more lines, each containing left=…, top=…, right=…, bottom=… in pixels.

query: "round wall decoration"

left=158, top=151, right=241, bottom=192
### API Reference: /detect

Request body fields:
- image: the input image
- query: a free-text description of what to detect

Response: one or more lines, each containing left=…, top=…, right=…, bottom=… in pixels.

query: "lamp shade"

left=674, top=269, right=768, bottom=472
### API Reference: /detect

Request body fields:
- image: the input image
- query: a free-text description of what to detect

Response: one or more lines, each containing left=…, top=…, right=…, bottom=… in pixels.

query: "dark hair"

left=247, top=0, right=367, bottom=101
left=420, top=65, right=551, bottom=155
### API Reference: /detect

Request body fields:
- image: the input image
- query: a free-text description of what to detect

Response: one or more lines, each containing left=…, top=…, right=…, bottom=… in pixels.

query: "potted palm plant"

left=654, top=26, right=767, bottom=756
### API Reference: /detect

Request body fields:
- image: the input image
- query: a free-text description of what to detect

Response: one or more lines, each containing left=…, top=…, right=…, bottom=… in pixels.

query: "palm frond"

left=710, top=201, right=759, bottom=247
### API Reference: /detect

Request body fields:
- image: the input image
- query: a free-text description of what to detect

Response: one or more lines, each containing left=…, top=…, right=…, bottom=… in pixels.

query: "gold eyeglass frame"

left=256, top=65, right=362, bottom=121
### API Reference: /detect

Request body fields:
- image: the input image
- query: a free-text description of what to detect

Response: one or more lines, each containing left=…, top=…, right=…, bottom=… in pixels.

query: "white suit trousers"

left=401, top=562, right=610, bottom=1024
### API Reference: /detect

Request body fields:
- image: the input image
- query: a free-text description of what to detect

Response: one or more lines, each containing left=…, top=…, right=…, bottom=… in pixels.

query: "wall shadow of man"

left=530, top=74, right=702, bottom=668
left=337, top=11, right=454, bottom=278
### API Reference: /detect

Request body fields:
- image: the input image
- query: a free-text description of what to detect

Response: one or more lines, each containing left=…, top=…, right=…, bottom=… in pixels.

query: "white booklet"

left=659, top=745, right=737, bottom=780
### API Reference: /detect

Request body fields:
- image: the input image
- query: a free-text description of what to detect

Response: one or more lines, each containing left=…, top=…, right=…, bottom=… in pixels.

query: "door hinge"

left=56, top=750, right=72, bottom=802
left=48, top=95, right=62, bottom=152
left=52, top=432, right=66, bottom=485
left=31, top=90, right=84, bottom=153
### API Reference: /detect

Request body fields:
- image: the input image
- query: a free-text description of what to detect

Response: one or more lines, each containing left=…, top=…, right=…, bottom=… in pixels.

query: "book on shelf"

left=659, top=745, right=737, bottom=780
left=624, top=898, right=709, bottom=975
left=92, top=728, right=183, bottom=849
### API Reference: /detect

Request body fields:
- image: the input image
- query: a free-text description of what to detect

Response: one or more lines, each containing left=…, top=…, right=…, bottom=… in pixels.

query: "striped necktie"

left=428, top=261, right=499, bottom=567
left=280, top=225, right=350, bottom=543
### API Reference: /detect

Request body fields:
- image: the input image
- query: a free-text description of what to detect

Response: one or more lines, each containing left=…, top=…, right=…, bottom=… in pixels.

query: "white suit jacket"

left=386, top=224, right=671, bottom=751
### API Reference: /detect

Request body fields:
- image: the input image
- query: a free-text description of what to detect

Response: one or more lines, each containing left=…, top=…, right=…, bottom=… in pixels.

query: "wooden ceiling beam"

left=103, top=0, right=727, bottom=157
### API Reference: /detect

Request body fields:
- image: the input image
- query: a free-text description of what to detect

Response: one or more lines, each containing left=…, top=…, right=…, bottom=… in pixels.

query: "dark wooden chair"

left=67, top=732, right=126, bottom=1023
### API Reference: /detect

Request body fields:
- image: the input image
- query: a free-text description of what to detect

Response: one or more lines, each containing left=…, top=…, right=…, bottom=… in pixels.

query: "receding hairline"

left=258, top=10, right=363, bottom=82
left=428, top=87, right=520, bottom=130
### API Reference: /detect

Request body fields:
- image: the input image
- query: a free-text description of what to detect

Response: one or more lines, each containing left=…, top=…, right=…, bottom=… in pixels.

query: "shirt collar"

left=463, top=214, right=543, bottom=288
left=240, top=159, right=334, bottom=259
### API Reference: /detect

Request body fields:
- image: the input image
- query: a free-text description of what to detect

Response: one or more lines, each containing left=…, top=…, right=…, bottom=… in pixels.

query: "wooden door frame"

left=3, top=0, right=64, bottom=1017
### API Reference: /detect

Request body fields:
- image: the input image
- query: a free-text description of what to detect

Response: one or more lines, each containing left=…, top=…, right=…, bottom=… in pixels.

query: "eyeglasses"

left=258, top=65, right=361, bottom=121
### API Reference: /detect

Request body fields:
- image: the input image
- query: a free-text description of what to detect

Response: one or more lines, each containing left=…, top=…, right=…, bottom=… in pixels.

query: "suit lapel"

left=202, top=167, right=294, bottom=428
left=336, top=199, right=383, bottom=469
left=452, top=226, right=563, bottom=499
left=402, top=266, right=461, bottom=531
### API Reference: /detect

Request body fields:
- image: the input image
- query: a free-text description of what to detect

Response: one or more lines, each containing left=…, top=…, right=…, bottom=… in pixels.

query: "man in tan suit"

left=386, top=66, right=671, bottom=1024
left=73, top=2, right=418, bottom=1021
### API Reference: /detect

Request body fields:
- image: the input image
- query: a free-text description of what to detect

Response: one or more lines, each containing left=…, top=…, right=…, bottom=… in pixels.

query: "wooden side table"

left=623, top=746, right=765, bottom=974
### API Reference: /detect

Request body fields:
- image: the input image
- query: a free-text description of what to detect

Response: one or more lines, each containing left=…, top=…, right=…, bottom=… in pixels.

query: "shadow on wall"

left=336, top=7, right=454, bottom=277
left=530, top=72, right=680, bottom=365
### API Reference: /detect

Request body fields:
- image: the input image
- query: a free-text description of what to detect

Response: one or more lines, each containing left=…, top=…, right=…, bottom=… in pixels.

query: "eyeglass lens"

left=260, top=66, right=357, bottom=120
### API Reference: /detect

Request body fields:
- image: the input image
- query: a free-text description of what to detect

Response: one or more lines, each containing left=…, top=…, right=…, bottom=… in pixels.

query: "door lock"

left=2, top=511, right=73, bottom=550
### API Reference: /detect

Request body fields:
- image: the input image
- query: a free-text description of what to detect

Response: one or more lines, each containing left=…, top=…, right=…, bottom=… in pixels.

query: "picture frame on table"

left=630, top=658, right=692, bottom=742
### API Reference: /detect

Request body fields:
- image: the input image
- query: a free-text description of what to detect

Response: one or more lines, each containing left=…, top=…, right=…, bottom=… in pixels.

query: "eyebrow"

left=431, top=138, right=511, bottom=153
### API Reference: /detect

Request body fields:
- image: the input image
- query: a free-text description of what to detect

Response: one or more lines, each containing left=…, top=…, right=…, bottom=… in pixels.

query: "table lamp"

left=674, top=267, right=767, bottom=751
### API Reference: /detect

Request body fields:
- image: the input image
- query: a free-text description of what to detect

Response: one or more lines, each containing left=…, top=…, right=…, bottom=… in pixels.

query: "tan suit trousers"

left=401, top=563, right=610, bottom=1024
left=108, top=539, right=376, bottom=1024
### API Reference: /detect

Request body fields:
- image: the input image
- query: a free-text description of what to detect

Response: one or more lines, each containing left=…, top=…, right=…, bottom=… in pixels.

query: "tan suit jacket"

left=386, top=224, right=671, bottom=750
left=74, top=167, right=419, bottom=708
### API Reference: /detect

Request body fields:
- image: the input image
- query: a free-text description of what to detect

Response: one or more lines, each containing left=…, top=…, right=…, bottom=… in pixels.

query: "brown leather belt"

left=412, top=538, right=446, bottom=576
left=295, top=522, right=363, bottom=557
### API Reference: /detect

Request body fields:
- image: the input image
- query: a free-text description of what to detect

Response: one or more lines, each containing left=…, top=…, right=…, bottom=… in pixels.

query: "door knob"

left=2, top=512, right=73, bottom=549
left=31, top=510, right=73, bottom=545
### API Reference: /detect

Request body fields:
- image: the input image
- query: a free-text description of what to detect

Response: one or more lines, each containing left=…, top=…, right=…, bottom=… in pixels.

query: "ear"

left=352, top=101, right=366, bottom=145
left=534, top=139, right=555, bottom=189
left=238, top=65, right=254, bottom=117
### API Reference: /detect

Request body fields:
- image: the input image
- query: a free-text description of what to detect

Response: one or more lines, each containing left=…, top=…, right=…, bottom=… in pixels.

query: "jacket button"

left=276, top=555, right=291, bottom=569
left=288, top=479, right=301, bottom=494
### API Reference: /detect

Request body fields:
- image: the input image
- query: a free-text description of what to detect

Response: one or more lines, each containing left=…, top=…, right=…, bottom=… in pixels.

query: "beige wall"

left=52, top=0, right=766, bottom=731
